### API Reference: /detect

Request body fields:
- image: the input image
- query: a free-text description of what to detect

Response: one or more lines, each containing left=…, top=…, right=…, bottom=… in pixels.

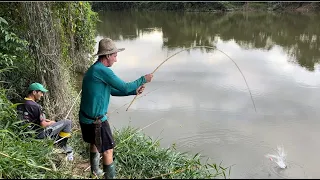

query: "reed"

left=0, top=88, right=88, bottom=179
left=113, top=126, right=231, bottom=179
left=0, top=113, right=72, bottom=178
left=83, top=119, right=231, bottom=179
left=0, top=87, right=231, bottom=179
left=126, top=45, right=257, bottom=112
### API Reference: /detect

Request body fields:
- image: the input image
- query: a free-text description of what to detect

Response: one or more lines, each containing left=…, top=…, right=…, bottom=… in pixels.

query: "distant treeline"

left=91, top=2, right=320, bottom=12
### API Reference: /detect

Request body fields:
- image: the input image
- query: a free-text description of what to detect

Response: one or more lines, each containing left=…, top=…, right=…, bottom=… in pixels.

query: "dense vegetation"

left=0, top=2, right=97, bottom=178
left=0, top=93, right=229, bottom=178
left=0, top=2, right=230, bottom=179
left=0, top=2, right=98, bottom=118
left=92, top=2, right=320, bottom=12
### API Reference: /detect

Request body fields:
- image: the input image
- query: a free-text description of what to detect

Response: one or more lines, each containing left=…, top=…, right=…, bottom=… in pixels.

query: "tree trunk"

left=21, top=2, right=74, bottom=120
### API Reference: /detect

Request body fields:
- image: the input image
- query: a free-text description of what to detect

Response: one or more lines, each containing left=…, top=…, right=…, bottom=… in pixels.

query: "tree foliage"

left=0, top=2, right=98, bottom=121
left=91, top=2, right=320, bottom=12
left=0, top=16, right=33, bottom=102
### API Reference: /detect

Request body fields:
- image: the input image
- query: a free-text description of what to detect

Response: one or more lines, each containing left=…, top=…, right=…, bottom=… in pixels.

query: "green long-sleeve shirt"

left=79, top=61, right=146, bottom=124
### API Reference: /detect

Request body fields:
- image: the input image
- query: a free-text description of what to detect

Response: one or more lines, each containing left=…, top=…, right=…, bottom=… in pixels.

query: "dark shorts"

left=79, top=120, right=115, bottom=153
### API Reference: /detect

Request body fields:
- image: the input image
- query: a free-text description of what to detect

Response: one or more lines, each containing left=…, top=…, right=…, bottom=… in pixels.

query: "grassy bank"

left=0, top=88, right=72, bottom=178
left=113, top=127, right=230, bottom=179
left=0, top=87, right=230, bottom=179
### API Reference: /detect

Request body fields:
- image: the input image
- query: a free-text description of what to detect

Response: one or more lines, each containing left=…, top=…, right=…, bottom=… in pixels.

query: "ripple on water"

left=269, top=160, right=309, bottom=179
left=175, top=126, right=256, bottom=149
left=243, top=159, right=309, bottom=179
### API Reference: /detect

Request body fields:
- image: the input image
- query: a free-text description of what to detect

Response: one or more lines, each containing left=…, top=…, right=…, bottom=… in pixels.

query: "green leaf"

left=5, top=34, right=9, bottom=42
left=0, top=17, right=8, bottom=25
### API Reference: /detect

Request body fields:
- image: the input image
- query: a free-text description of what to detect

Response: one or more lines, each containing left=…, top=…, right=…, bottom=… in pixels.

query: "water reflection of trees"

left=97, top=11, right=320, bottom=71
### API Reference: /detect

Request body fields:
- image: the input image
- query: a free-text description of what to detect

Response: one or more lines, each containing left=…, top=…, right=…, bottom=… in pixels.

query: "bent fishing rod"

left=125, top=45, right=257, bottom=112
left=56, top=45, right=258, bottom=144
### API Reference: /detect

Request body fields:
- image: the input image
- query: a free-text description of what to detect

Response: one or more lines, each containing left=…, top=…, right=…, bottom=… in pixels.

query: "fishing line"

left=56, top=62, right=172, bottom=144
left=64, top=90, right=82, bottom=120
left=117, top=117, right=164, bottom=146
left=108, top=80, right=174, bottom=115
left=54, top=90, right=82, bottom=144
left=126, top=45, right=257, bottom=112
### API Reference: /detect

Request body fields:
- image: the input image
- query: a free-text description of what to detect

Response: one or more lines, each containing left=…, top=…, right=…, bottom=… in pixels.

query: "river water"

left=83, top=11, right=320, bottom=178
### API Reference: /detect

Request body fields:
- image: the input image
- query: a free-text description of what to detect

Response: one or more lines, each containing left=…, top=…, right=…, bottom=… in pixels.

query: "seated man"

left=17, top=82, right=73, bottom=158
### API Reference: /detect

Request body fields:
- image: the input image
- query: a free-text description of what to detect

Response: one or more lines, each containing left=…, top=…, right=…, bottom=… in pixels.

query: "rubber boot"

left=90, top=152, right=104, bottom=177
left=56, top=137, right=74, bottom=161
left=56, top=138, right=73, bottom=154
left=103, top=162, right=116, bottom=179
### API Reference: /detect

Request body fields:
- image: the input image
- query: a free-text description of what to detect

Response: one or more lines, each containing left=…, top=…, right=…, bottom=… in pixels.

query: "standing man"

left=16, top=82, right=73, bottom=157
left=79, top=38, right=153, bottom=179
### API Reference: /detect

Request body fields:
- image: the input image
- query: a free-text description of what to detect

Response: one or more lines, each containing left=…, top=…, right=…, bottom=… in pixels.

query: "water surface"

left=87, top=11, right=320, bottom=178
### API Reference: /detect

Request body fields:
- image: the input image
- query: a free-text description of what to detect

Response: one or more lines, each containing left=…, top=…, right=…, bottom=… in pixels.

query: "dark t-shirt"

left=16, top=98, right=46, bottom=131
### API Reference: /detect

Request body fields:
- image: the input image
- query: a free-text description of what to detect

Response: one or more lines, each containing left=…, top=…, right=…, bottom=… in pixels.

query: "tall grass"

left=0, top=80, right=230, bottom=179
left=113, top=126, right=231, bottom=179
left=0, top=88, right=76, bottom=179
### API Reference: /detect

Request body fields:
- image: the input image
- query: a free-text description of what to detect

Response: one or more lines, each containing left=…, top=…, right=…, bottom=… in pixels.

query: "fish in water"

left=265, top=145, right=287, bottom=169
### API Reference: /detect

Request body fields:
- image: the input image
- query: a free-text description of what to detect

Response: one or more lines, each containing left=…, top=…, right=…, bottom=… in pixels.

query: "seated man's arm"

left=39, top=112, right=56, bottom=128
left=40, top=119, right=56, bottom=127
left=22, top=103, right=56, bottom=128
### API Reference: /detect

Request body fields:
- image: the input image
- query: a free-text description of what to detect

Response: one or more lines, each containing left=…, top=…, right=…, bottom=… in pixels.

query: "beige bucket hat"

left=94, top=38, right=125, bottom=56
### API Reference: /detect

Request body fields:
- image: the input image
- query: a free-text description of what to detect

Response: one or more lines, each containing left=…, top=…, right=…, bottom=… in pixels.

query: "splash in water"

left=265, top=145, right=287, bottom=169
